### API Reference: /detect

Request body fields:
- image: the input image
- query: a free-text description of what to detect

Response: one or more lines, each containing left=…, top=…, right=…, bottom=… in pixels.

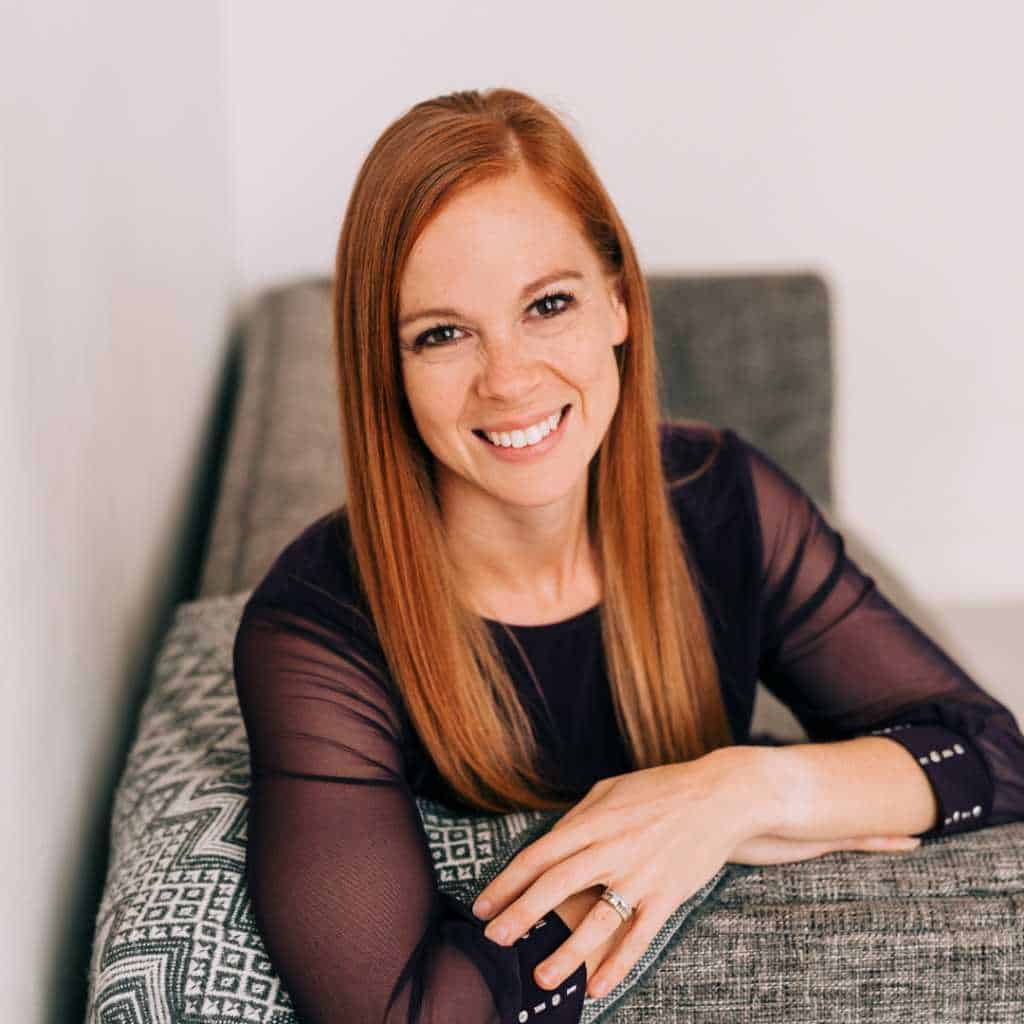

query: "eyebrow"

left=397, top=268, right=585, bottom=329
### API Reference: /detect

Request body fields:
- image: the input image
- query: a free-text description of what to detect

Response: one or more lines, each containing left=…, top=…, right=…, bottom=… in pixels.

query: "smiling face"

left=396, top=166, right=629, bottom=518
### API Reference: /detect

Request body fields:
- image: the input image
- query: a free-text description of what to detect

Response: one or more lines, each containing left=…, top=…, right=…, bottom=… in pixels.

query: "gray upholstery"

left=648, top=273, right=832, bottom=509
left=198, top=277, right=344, bottom=600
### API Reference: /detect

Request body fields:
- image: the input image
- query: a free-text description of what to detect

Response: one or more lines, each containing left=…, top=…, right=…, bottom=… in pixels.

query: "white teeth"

left=484, top=407, right=563, bottom=449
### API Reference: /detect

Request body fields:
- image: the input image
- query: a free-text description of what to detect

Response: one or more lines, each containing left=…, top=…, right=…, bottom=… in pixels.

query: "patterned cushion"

left=85, top=593, right=732, bottom=1023
left=87, top=594, right=1024, bottom=1023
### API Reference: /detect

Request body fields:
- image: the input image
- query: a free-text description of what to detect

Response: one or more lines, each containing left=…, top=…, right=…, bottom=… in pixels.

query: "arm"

left=233, top=589, right=586, bottom=1023
left=733, top=430, right=1024, bottom=841
left=716, top=737, right=943, bottom=842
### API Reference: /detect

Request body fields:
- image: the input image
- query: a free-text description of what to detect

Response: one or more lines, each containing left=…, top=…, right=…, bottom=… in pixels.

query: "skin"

left=397, top=163, right=628, bottom=624
left=395, top=165, right=922, bottom=1000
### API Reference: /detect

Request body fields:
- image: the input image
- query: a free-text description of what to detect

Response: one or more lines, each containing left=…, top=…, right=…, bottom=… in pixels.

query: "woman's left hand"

left=471, top=750, right=759, bottom=999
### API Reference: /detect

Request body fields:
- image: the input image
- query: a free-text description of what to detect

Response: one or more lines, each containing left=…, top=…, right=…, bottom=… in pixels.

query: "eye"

left=413, top=323, right=465, bottom=350
left=532, top=290, right=576, bottom=318
left=410, top=290, right=578, bottom=351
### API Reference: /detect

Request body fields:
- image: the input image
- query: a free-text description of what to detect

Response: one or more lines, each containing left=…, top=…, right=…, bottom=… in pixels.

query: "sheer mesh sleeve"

left=232, top=587, right=586, bottom=1023
left=733, top=430, right=1024, bottom=840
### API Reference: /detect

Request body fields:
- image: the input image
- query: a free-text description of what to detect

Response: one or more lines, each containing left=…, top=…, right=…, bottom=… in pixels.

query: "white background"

left=2, top=2, right=1021, bottom=1019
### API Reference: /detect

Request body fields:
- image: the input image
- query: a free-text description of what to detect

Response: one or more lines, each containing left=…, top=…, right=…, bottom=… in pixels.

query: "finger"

left=483, top=850, right=599, bottom=946
left=586, top=904, right=665, bottom=999
left=730, top=833, right=921, bottom=865
left=532, top=895, right=625, bottom=991
left=475, top=819, right=597, bottom=920
left=853, top=835, right=922, bottom=852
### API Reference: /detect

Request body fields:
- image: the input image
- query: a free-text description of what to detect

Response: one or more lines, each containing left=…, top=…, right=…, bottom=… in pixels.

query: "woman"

left=232, top=87, right=1024, bottom=1023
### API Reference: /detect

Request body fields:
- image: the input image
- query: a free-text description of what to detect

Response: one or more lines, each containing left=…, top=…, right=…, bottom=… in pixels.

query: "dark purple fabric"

left=231, top=422, right=1024, bottom=1022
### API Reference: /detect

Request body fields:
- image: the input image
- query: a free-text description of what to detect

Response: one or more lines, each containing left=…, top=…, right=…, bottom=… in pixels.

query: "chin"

left=485, top=472, right=584, bottom=510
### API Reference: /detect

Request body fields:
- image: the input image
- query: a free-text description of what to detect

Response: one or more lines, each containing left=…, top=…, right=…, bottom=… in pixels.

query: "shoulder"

left=242, top=506, right=374, bottom=638
left=658, top=418, right=744, bottom=494
left=657, top=418, right=755, bottom=541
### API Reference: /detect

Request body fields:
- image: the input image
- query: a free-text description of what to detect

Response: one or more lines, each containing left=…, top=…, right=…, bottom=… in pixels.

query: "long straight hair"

left=332, top=88, right=734, bottom=813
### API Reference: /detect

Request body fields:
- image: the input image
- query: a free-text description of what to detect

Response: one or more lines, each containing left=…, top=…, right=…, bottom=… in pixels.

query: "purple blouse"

left=231, top=422, right=1024, bottom=1022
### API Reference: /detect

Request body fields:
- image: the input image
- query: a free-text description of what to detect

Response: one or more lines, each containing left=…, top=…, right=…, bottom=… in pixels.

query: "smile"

left=472, top=404, right=571, bottom=461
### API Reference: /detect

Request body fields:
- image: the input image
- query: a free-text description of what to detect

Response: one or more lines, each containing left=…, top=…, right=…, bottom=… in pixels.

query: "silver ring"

left=599, top=887, right=635, bottom=923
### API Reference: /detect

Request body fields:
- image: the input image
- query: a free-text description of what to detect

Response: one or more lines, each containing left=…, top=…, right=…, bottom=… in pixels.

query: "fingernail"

left=473, top=898, right=491, bottom=918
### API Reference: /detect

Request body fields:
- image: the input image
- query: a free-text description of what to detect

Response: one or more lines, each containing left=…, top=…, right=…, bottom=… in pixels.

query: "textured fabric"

left=646, top=273, right=832, bottom=509
left=198, top=278, right=346, bottom=600
left=84, top=592, right=732, bottom=1024
left=602, top=832, right=1024, bottom=1023
left=227, top=420, right=1024, bottom=1021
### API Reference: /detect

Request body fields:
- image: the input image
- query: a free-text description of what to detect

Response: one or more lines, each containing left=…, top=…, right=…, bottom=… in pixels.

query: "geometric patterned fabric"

left=87, top=594, right=1024, bottom=1023
left=85, top=593, right=731, bottom=1023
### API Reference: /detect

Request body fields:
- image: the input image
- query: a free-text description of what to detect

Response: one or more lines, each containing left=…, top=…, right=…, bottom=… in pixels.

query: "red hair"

left=332, top=88, right=733, bottom=813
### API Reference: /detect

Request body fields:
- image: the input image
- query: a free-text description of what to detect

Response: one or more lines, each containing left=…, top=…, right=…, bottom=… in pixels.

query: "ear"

left=609, top=275, right=629, bottom=347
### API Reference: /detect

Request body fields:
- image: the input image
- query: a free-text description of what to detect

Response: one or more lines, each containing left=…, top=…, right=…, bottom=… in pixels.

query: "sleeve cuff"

left=441, top=891, right=523, bottom=1022
left=867, top=723, right=995, bottom=839
left=442, top=896, right=586, bottom=1022
left=512, top=908, right=587, bottom=1021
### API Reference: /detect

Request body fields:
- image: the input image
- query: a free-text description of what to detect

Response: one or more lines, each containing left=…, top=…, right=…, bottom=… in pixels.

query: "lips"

left=472, top=404, right=571, bottom=442
left=471, top=404, right=572, bottom=458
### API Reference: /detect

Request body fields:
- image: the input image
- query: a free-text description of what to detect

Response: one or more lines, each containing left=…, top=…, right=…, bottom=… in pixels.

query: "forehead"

left=399, top=172, right=597, bottom=300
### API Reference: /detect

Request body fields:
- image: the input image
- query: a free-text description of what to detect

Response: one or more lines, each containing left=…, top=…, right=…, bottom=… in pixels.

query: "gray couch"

left=87, top=273, right=1024, bottom=1023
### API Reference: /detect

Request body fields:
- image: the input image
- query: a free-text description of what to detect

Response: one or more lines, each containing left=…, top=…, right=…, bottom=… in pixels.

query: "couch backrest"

left=198, top=272, right=832, bottom=598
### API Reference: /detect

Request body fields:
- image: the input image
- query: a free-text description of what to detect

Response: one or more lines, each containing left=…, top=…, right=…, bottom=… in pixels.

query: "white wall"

left=226, top=0, right=1023, bottom=604
left=0, top=3, right=232, bottom=1020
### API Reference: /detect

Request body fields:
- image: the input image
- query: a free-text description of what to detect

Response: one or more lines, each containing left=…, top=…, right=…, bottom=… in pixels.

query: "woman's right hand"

left=728, top=831, right=921, bottom=865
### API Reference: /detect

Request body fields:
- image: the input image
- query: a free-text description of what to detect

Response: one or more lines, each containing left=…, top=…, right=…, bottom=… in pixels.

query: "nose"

left=474, top=330, right=542, bottom=404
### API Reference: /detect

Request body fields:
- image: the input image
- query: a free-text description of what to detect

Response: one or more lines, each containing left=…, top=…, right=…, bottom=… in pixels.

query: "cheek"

left=559, top=332, right=621, bottom=391
left=400, top=367, right=463, bottom=441
left=399, top=368, right=437, bottom=438
left=562, top=312, right=623, bottom=379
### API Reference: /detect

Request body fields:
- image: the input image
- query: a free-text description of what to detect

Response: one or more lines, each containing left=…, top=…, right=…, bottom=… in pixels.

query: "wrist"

left=706, top=743, right=800, bottom=839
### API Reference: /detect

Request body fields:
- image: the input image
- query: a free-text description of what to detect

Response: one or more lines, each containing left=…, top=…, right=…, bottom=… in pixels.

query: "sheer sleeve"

left=733, top=430, right=1024, bottom=840
left=232, top=581, right=587, bottom=1023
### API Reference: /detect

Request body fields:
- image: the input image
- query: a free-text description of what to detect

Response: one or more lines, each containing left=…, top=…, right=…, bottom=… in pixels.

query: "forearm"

left=719, top=737, right=941, bottom=842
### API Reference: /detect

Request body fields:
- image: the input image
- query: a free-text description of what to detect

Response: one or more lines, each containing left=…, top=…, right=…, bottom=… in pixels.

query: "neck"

left=439, top=475, right=598, bottom=619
